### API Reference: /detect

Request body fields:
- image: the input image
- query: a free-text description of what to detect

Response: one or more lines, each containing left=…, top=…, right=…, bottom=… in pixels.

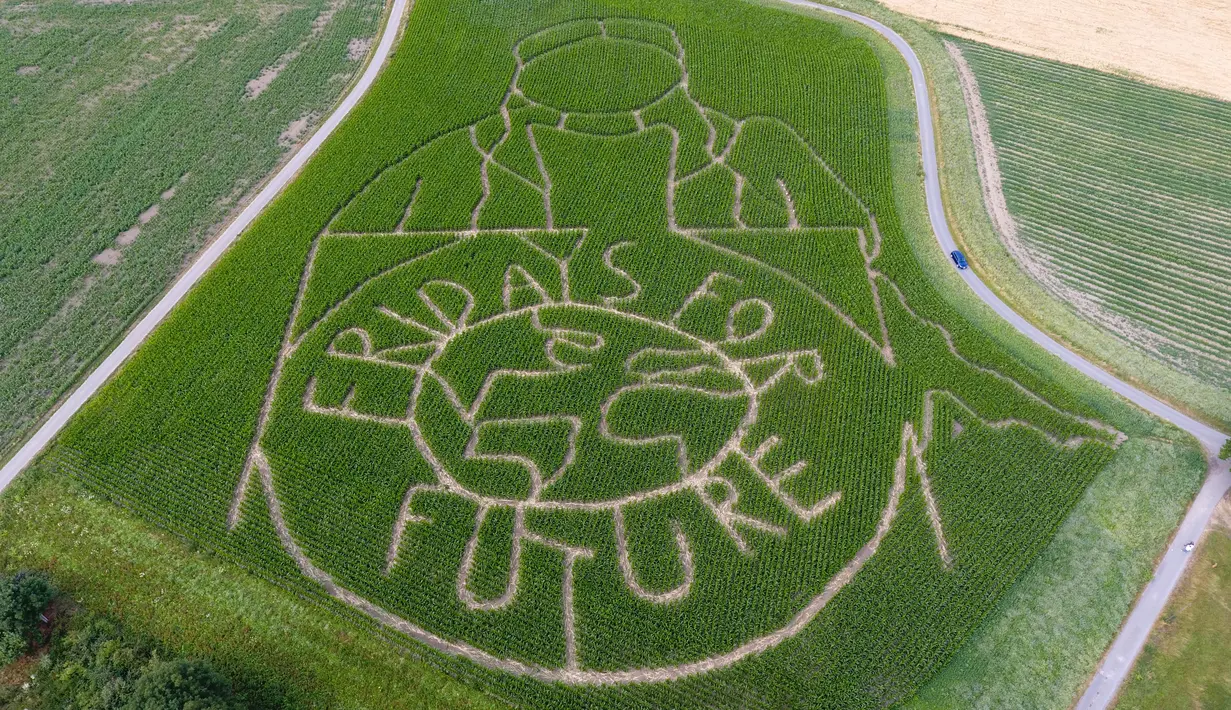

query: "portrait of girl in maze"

left=230, top=17, right=1119, bottom=681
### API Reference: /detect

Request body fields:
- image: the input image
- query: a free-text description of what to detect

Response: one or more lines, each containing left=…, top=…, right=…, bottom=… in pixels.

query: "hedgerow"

left=48, top=1, right=1121, bottom=708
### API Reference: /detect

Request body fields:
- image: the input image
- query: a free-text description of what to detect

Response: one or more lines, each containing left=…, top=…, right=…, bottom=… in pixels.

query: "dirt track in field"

left=881, top=0, right=1231, bottom=101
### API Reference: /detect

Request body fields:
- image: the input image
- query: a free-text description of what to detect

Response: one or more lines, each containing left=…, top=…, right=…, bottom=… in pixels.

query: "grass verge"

left=0, top=464, right=503, bottom=710
left=1114, top=494, right=1231, bottom=710
left=905, top=436, right=1203, bottom=709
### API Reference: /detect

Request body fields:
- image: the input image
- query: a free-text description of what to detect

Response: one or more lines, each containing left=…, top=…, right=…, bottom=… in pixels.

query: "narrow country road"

left=1, top=0, right=1227, bottom=706
left=1077, top=456, right=1231, bottom=709
left=0, top=0, right=411, bottom=490
left=771, top=2, right=1230, bottom=708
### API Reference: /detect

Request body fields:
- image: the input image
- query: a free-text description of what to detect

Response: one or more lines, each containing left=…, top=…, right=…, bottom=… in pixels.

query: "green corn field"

left=45, top=2, right=1126, bottom=708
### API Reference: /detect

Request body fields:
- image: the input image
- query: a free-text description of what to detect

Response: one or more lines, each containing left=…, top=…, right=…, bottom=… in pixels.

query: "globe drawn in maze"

left=275, top=234, right=869, bottom=684
left=230, top=17, right=1114, bottom=684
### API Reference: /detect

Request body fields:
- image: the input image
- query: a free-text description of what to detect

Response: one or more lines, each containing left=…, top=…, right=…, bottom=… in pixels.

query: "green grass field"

left=0, top=466, right=502, bottom=710
left=906, top=435, right=1203, bottom=710
left=1116, top=498, right=1231, bottom=710
left=947, top=39, right=1231, bottom=412
left=0, top=0, right=385, bottom=456
left=0, top=0, right=1209, bottom=707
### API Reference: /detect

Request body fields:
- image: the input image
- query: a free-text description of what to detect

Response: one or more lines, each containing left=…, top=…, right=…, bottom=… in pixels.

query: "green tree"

left=127, top=658, right=240, bottom=710
left=31, top=615, right=243, bottom=709
left=0, top=570, right=56, bottom=664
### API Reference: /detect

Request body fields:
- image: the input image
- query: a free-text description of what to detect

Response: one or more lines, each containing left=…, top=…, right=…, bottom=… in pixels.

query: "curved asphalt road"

left=1, top=0, right=1227, bottom=706
left=772, top=2, right=1230, bottom=708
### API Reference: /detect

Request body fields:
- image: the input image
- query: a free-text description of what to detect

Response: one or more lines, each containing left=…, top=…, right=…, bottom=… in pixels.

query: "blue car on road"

left=950, top=250, right=968, bottom=270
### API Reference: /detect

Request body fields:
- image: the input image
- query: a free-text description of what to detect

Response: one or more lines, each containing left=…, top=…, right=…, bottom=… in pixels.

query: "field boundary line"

left=0, top=0, right=413, bottom=493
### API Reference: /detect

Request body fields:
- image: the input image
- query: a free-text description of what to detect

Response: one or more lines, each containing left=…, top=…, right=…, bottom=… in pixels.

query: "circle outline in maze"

left=278, top=237, right=883, bottom=684
left=517, top=27, right=683, bottom=113
left=226, top=16, right=1121, bottom=685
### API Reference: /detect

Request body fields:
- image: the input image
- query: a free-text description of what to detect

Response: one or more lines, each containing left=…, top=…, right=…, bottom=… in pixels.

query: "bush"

left=0, top=573, right=241, bottom=708
left=0, top=570, right=55, bottom=664
left=0, top=631, right=25, bottom=664
left=1221, top=439, right=1230, bottom=460
left=16, top=614, right=242, bottom=709
left=128, top=658, right=240, bottom=710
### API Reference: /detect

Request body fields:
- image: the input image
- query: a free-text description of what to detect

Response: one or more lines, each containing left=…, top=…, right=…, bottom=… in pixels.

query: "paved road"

left=0, top=0, right=1226, bottom=705
left=0, top=0, right=411, bottom=492
left=776, top=1, right=1231, bottom=707
left=1078, top=456, right=1231, bottom=709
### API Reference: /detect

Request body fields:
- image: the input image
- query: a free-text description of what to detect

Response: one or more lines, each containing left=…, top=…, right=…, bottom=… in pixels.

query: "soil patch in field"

left=348, top=36, right=371, bottom=60
left=115, top=226, right=141, bottom=246
left=248, top=0, right=347, bottom=99
left=91, top=248, right=122, bottom=266
left=279, top=113, right=316, bottom=147
left=246, top=54, right=297, bottom=99
left=0, top=654, right=40, bottom=688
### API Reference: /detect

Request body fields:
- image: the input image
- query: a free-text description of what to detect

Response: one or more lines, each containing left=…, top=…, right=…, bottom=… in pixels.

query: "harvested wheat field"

left=880, top=0, right=1231, bottom=101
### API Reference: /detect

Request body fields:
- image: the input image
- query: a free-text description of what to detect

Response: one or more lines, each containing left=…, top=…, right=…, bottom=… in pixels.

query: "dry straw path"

left=0, top=0, right=1227, bottom=704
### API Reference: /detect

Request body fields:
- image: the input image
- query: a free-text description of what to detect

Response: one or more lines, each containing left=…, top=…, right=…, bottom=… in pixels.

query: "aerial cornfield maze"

left=951, top=39, right=1231, bottom=391
left=49, top=2, right=1121, bottom=707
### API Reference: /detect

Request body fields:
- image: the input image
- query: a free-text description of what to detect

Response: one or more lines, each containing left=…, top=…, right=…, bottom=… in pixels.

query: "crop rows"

left=953, top=39, right=1231, bottom=388
left=0, top=0, right=386, bottom=455
left=47, top=2, right=1120, bottom=708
